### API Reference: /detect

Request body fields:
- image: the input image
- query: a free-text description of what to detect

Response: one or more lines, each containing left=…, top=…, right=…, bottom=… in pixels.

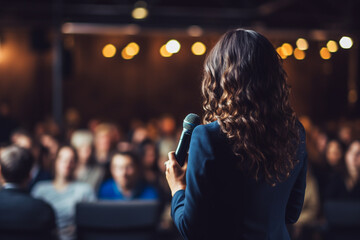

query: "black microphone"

left=175, top=113, right=201, bottom=166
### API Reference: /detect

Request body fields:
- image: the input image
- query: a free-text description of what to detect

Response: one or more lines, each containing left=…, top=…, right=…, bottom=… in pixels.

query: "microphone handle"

left=175, top=130, right=191, bottom=166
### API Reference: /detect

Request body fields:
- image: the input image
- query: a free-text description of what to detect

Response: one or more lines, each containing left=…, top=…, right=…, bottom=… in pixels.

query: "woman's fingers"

left=166, top=151, right=184, bottom=175
left=168, top=151, right=176, bottom=161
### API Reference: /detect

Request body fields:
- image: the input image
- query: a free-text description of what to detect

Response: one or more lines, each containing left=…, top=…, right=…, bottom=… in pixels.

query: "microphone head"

left=183, top=113, right=201, bottom=132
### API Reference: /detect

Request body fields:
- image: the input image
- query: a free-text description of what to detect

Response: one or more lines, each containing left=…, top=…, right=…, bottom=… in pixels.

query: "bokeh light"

left=165, top=39, right=181, bottom=54
left=160, top=45, right=172, bottom=57
left=187, top=25, right=203, bottom=37
left=296, top=38, right=309, bottom=51
left=339, top=36, right=353, bottom=49
left=320, top=47, right=331, bottom=60
left=294, top=48, right=305, bottom=60
left=276, top=47, right=287, bottom=59
left=327, top=40, right=338, bottom=53
left=121, top=48, right=134, bottom=60
left=132, top=7, right=148, bottom=19
left=125, top=42, right=140, bottom=56
left=191, top=42, right=206, bottom=55
left=102, top=44, right=116, bottom=58
left=282, top=43, right=293, bottom=56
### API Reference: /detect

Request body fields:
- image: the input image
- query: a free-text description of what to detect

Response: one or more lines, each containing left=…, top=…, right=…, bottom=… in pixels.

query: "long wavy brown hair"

left=202, top=29, right=300, bottom=184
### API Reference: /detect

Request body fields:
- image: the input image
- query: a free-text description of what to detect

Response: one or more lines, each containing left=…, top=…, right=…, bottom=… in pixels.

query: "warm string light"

left=277, top=35, right=353, bottom=61
left=191, top=42, right=206, bottom=55
left=327, top=40, right=338, bottom=53
left=296, top=38, right=308, bottom=51
left=102, top=44, right=116, bottom=58
left=122, top=42, right=140, bottom=60
left=132, top=1, right=148, bottom=20
left=320, top=47, right=331, bottom=60
left=160, top=45, right=172, bottom=57
left=294, top=48, right=305, bottom=60
left=102, top=36, right=352, bottom=61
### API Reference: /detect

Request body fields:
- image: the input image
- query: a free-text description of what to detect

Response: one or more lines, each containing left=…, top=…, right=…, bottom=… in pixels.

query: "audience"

left=137, top=138, right=160, bottom=184
left=1, top=113, right=360, bottom=240
left=325, top=140, right=360, bottom=200
left=0, top=145, right=56, bottom=239
left=98, top=151, right=158, bottom=200
left=32, top=145, right=96, bottom=240
left=92, top=123, right=114, bottom=165
left=71, top=130, right=104, bottom=192
left=10, top=129, right=53, bottom=190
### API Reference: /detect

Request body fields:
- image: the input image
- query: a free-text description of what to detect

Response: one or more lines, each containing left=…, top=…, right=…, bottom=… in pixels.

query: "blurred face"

left=143, top=144, right=156, bottom=168
left=316, top=133, right=328, bottom=153
left=161, top=117, right=176, bottom=135
left=339, top=126, right=352, bottom=145
left=77, top=145, right=92, bottom=164
left=111, top=155, right=138, bottom=190
left=55, top=147, right=76, bottom=179
left=326, top=140, right=343, bottom=166
left=95, top=132, right=111, bottom=152
left=132, top=127, right=148, bottom=144
left=40, top=134, right=59, bottom=154
left=345, top=141, right=360, bottom=175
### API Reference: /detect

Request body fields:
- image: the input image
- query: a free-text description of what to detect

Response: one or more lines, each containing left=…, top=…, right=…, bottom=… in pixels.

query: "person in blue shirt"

left=98, top=151, right=158, bottom=200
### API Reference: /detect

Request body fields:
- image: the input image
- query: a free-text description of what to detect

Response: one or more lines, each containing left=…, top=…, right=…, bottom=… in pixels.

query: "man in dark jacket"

left=0, top=145, right=57, bottom=240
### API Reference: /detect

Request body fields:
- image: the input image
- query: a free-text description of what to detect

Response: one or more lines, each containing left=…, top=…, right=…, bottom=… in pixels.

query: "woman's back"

left=171, top=120, right=307, bottom=239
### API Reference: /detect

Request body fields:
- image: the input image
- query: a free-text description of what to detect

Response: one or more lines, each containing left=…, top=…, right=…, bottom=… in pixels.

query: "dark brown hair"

left=202, top=29, right=300, bottom=184
left=0, top=145, right=34, bottom=183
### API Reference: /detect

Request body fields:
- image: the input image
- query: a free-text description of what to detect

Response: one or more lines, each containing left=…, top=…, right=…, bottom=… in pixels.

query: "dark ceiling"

left=0, top=0, right=359, bottom=33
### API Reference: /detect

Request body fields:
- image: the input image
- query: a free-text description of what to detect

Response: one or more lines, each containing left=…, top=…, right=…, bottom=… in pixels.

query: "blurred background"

left=0, top=0, right=359, bottom=128
left=1, top=1, right=360, bottom=240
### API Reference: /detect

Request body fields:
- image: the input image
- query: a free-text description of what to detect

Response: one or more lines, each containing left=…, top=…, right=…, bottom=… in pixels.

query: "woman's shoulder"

left=193, top=121, right=221, bottom=138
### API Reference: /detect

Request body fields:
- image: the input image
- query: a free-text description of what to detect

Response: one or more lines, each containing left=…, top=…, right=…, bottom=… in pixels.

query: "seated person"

left=98, top=151, right=158, bottom=200
left=325, top=140, right=360, bottom=200
left=0, top=145, right=56, bottom=239
left=10, top=129, right=52, bottom=190
left=32, top=145, right=96, bottom=240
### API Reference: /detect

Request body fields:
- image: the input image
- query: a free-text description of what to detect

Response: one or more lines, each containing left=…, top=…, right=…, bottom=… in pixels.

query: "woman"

left=165, top=29, right=307, bottom=240
left=71, top=130, right=104, bottom=192
left=137, top=138, right=160, bottom=184
left=325, top=140, right=360, bottom=200
left=32, top=145, right=96, bottom=240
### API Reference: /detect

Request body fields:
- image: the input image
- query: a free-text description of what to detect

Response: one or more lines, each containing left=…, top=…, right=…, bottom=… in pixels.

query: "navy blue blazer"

left=171, top=121, right=307, bottom=240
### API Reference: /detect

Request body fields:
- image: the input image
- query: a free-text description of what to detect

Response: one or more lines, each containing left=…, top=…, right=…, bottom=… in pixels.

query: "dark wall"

left=0, top=28, right=358, bottom=130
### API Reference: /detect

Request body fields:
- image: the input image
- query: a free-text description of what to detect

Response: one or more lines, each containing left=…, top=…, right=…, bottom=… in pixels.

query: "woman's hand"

left=165, top=151, right=187, bottom=196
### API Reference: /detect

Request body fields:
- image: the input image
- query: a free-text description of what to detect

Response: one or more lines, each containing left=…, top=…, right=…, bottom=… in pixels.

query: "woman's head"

left=202, top=29, right=299, bottom=184
left=138, top=139, right=158, bottom=169
left=71, top=130, right=93, bottom=165
left=94, top=123, right=112, bottom=152
left=325, top=139, right=344, bottom=167
left=54, top=145, right=77, bottom=180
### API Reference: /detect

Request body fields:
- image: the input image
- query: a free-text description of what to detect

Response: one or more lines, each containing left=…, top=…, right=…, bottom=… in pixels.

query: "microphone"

left=175, top=113, right=201, bottom=166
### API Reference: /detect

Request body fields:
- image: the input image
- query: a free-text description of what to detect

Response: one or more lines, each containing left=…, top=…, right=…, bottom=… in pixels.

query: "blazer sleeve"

left=285, top=128, right=308, bottom=224
left=171, top=125, right=214, bottom=240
